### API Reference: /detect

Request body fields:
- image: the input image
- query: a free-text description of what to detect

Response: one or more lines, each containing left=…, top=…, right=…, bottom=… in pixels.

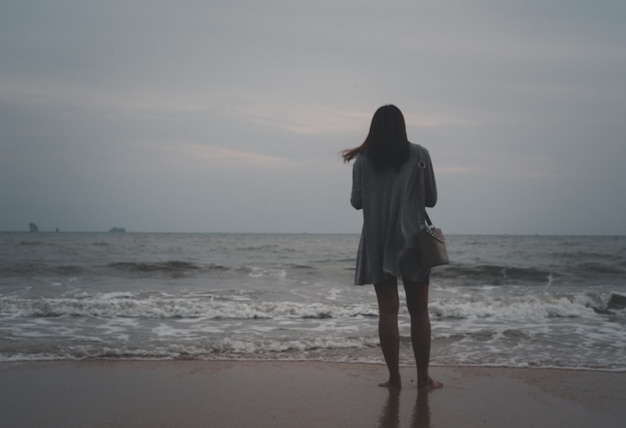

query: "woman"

left=342, top=105, right=442, bottom=391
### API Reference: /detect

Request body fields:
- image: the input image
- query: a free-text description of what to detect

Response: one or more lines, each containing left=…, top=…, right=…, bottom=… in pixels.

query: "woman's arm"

left=424, top=148, right=438, bottom=208
left=350, top=155, right=363, bottom=210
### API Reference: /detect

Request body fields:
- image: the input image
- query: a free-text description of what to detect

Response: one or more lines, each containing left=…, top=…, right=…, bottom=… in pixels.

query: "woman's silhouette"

left=343, top=105, right=442, bottom=391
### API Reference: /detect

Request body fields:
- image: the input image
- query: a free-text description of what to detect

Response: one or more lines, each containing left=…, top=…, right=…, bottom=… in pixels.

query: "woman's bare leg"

left=403, top=279, right=443, bottom=391
left=374, top=278, right=401, bottom=389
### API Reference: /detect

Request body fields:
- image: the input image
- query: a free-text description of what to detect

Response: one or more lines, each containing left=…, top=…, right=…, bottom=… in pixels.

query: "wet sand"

left=1, top=361, right=624, bottom=427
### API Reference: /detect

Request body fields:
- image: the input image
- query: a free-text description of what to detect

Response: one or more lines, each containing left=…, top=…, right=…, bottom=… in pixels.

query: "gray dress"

left=351, top=143, right=437, bottom=285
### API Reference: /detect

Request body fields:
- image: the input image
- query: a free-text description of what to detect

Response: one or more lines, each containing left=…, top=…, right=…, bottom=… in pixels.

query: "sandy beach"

left=1, top=361, right=624, bottom=427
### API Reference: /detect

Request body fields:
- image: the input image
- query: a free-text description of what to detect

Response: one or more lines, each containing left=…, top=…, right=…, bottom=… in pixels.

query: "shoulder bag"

left=417, top=145, right=450, bottom=267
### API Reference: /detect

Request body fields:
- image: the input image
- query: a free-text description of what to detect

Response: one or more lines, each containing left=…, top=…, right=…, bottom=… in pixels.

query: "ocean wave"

left=430, top=292, right=616, bottom=320
left=3, top=336, right=625, bottom=371
left=0, top=295, right=378, bottom=320
left=577, top=262, right=626, bottom=276
left=0, top=336, right=382, bottom=362
left=0, top=260, right=308, bottom=283
left=107, top=261, right=202, bottom=274
left=2, top=290, right=619, bottom=322
left=436, top=264, right=554, bottom=285
left=3, top=260, right=206, bottom=277
left=104, top=261, right=295, bottom=280
left=17, top=241, right=46, bottom=246
left=0, top=263, right=85, bottom=276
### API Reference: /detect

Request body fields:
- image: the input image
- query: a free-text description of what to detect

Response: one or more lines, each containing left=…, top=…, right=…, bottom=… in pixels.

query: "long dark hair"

left=341, top=104, right=410, bottom=171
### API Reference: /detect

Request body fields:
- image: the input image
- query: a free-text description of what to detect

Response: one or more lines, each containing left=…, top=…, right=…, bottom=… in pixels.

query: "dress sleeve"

left=424, top=149, right=438, bottom=208
left=351, top=155, right=363, bottom=210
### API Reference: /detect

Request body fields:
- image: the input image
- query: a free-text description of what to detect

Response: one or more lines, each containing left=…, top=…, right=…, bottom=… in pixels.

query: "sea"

left=1, top=232, right=625, bottom=371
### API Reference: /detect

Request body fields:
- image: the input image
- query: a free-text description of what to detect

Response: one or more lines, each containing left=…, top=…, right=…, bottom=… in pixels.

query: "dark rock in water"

left=109, top=227, right=127, bottom=233
left=28, top=222, right=39, bottom=232
left=608, top=293, right=626, bottom=310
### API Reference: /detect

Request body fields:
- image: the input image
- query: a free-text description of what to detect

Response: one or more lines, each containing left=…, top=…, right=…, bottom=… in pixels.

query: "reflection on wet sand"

left=412, top=391, right=431, bottom=428
left=377, top=389, right=400, bottom=427
left=377, top=389, right=431, bottom=428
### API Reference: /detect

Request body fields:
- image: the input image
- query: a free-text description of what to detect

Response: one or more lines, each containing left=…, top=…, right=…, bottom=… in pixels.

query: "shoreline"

left=3, top=357, right=625, bottom=373
left=1, top=360, right=625, bottom=427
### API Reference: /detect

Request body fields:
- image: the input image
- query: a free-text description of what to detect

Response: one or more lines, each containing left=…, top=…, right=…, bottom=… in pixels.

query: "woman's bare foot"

left=379, top=375, right=402, bottom=389
left=417, top=377, right=443, bottom=391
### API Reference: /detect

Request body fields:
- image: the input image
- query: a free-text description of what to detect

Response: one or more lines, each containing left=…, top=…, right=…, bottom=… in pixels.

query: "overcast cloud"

left=1, top=0, right=625, bottom=234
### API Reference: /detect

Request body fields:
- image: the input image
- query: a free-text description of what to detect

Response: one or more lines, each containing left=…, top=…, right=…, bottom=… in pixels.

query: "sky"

left=1, top=0, right=625, bottom=235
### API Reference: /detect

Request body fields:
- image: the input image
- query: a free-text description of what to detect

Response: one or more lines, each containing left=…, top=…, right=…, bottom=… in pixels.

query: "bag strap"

left=417, top=145, right=432, bottom=228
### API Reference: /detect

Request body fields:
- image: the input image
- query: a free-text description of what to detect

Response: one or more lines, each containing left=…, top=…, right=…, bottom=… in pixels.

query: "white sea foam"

left=429, top=293, right=600, bottom=320
left=0, top=294, right=377, bottom=320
